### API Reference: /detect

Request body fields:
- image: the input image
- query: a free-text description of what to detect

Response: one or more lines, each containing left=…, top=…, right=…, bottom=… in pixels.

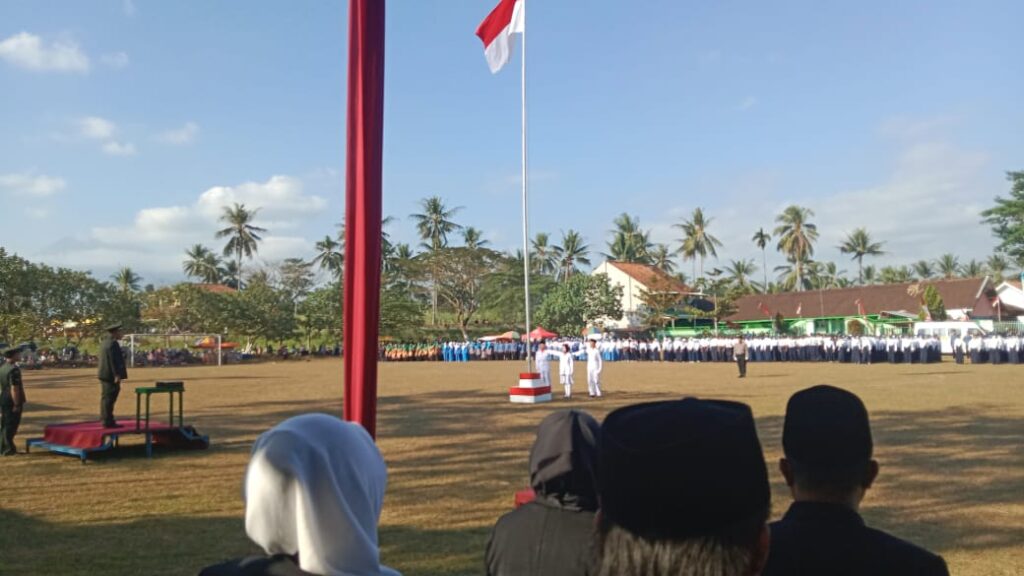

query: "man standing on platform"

left=734, top=334, right=749, bottom=378
left=0, top=345, right=27, bottom=456
left=98, top=323, right=128, bottom=428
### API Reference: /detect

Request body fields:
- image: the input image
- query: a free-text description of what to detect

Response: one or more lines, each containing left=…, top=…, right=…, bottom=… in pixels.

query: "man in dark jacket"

left=764, top=385, right=949, bottom=576
left=97, top=323, right=128, bottom=428
left=486, top=409, right=601, bottom=576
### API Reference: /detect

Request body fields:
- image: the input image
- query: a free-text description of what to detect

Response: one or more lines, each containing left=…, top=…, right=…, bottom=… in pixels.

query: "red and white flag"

left=796, top=302, right=803, bottom=316
left=758, top=301, right=771, bottom=317
left=475, top=0, right=525, bottom=73
left=855, top=298, right=866, bottom=317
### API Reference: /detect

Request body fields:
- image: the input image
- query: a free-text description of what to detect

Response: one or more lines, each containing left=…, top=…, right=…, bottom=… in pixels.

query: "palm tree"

left=410, top=196, right=462, bottom=252
left=649, top=244, right=676, bottom=274
left=553, top=229, right=590, bottom=281
left=773, top=205, right=819, bottom=292
left=462, top=227, right=489, bottom=250
left=410, top=196, right=462, bottom=324
left=606, top=213, right=652, bottom=263
left=183, top=244, right=222, bottom=283
left=724, top=259, right=758, bottom=293
left=775, top=255, right=815, bottom=292
left=838, top=228, right=885, bottom=285
left=986, top=254, right=1009, bottom=282
left=752, top=228, right=771, bottom=293
left=862, top=265, right=877, bottom=285
left=935, top=254, right=960, bottom=279
left=313, top=235, right=344, bottom=280
left=216, top=203, right=267, bottom=289
left=912, top=260, right=935, bottom=280
left=961, top=259, right=984, bottom=278
left=879, top=265, right=913, bottom=284
left=112, top=266, right=142, bottom=295
left=220, top=261, right=243, bottom=289
left=674, top=208, right=723, bottom=280
left=531, top=232, right=558, bottom=276
left=816, top=261, right=846, bottom=289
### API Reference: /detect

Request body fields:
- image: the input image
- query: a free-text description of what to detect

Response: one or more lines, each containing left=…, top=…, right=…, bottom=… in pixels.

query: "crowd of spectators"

left=199, top=385, right=949, bottom=576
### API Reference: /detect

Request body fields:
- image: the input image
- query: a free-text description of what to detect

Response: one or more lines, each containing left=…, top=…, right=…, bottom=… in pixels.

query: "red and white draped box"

left=510, top=372, right=551, bottom=404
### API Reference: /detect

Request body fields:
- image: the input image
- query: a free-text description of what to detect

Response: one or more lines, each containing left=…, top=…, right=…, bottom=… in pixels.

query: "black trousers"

left=736, top=354, right=747, bottom=377
left=1, top=405, right=22, bottom=455
left=100, top=380, right=121, bottom=426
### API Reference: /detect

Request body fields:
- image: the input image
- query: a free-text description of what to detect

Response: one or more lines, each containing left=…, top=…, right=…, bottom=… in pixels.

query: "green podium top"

left=136, top=382, right=184, bottom=393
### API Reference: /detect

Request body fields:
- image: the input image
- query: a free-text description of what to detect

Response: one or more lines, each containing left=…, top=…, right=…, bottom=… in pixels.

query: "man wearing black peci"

left=97, top=323, right=128, bottom=428
left=764, top=385, right=949, bottom=576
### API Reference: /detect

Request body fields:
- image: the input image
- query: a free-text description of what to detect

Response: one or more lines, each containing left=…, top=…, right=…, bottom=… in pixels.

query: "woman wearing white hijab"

left=199, top=413, right=400, bottom=576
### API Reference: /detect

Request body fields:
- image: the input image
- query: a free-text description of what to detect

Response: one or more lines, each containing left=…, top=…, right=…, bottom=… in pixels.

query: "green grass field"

left=1, top=359, right=1022, bottom=575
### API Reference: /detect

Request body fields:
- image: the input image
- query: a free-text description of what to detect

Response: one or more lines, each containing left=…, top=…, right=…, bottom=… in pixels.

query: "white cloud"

left=41, top=176, right=328, bottom=276
left=78, top=116, right=117, bottom=139
left=0, top=172, right=66, bottom=197
left=156, top=121, right=200, bottom=145
left=26, top=207, right=50, bottom=219
left=100, top=51, right=129, bottom=69
left=0, top=32, right=90, bottom=73
left=102, top=141, right=137, bottom=156
left=737, top=96, right=758, bottom=111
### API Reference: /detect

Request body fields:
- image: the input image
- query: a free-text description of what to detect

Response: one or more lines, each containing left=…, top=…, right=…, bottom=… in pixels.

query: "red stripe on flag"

left=476, top=0, right=518, bottom=48
left=509, top=386, right=552, bottom=396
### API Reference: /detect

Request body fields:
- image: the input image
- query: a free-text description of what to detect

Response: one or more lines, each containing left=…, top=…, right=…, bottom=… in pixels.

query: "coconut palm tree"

left=773, top=205, right=819, bottom=292
left=775, top=255, right=815, bottom=292
left=986, top=254, right=1009, bottom=282
left=220, top=261, right=243, bottom=289
left=530, top=232, right=558, bottom=276
left=553, top=229, right=590, bottom=281
left=463, top=227, right=489, bottom=250
left=862, top=265, right=877, bottom=285
left=879, top=265, right=913, bottom=284
left=838, top=228, right=885, bottom=285
left=724, top=259, right=758, bottom=293
left=606, top=213, right=652, bottom=263
left=752, top=228, right=771, bottom=292
left=111, top=266, right=141, bottom=295
left=961, top=259, right=984, bottom=278
left=674, top=208, right=723, bottom=281
left=410, top=196, right=462, bottom=324
left=216, top=203, right=267, bottom=289
left=912, top=260, right=935, bottom=280
left=649, top=244, right=676, bottom=274
left=183, top=244, right=222, bottom=283
left=816, top=261, right=846, bottom=289
left=312, top=235, right=344, bottom=280
left=410, top=196, right=462, bottom=252
left=935, top=254, right=960, bottom=279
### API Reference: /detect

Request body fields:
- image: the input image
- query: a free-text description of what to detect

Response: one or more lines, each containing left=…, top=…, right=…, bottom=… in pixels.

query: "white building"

left=591, top=260, right=690, bottom=330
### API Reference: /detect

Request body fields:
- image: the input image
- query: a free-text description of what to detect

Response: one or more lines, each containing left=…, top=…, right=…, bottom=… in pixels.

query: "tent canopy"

left=527, top=326, right=558, bottom=340
left=479, top=330, right=521, bottom=342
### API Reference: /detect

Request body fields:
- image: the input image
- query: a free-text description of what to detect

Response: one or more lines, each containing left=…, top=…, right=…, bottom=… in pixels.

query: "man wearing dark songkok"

left=594, top=399, right=771, bottom=576
left=764, top=385, right=949, bottom=576
left=486, top=409, right=601, bottom=576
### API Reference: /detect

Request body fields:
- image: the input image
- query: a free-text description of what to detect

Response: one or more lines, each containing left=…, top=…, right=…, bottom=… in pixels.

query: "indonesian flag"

left=475, top=0, right=525, bottom=73
left=855, top=298, right=866, bottom=317
left=796, top=302, right=803, bottom=316
left=758, top=301, right=771, bottom=317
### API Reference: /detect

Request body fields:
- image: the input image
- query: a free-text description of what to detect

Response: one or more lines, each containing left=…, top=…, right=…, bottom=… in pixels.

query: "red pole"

left=343, top=0, right=385, bottom=438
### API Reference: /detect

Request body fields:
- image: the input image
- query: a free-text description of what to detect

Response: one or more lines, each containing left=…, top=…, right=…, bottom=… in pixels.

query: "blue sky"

left=1, top=0, right=1021, bottom=285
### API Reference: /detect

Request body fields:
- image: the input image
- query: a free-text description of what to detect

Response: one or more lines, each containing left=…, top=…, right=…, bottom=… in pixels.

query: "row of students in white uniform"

left=952, top=333, right=1024, bottom=365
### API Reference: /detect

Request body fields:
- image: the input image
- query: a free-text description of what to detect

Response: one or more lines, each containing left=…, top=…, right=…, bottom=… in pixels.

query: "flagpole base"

left=510, top=372, right=551, bottom=404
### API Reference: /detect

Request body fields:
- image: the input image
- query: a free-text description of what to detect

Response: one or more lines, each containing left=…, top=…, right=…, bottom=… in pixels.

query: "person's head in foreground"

left=780, top=384, right=876, bottom=508
left=595, top=399, right=770, bottom=576
left=3, top=346, right=22, bottom=363
left=200, top=413, right=398, bottom=576
left=530, top=409, right=601, bottom=510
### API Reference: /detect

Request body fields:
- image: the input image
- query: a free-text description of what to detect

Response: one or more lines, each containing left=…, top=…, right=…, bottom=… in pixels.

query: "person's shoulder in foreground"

left=197, top=413, right=400, bottom=576
left=764, top=384, right=949, bottom=576
left=486, top=409, right=601, bottom=576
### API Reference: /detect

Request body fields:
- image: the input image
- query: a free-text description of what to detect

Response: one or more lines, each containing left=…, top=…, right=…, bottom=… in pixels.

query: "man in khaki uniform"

left=733, top=335, right=749, bottom=378
left=0, top=345, right=27, bottom=455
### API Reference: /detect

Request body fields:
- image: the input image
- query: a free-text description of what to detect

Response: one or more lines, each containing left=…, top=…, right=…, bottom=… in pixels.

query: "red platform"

left=43, top=420, right=204, bottom=450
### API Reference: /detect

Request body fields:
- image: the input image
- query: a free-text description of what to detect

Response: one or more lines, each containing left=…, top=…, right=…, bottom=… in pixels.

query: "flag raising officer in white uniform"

left=586, top=339, right=603, bottom=398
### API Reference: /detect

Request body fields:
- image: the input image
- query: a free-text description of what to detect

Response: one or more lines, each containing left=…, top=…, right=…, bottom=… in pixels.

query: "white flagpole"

left=520, top=0, right=532, bottom=370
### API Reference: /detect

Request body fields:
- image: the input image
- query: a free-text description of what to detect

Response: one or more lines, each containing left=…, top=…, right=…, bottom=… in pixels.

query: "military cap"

left=783, top=385, right=873, bottom=465
left=2, top=345, right=22, bottom=358
left=599, top=398, right=770, bottom=540
left=105, top=322, right=124, bottom=332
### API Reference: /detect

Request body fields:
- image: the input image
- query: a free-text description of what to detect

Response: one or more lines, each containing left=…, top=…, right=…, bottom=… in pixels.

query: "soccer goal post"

left=125, top=333, right=224, bottom=367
